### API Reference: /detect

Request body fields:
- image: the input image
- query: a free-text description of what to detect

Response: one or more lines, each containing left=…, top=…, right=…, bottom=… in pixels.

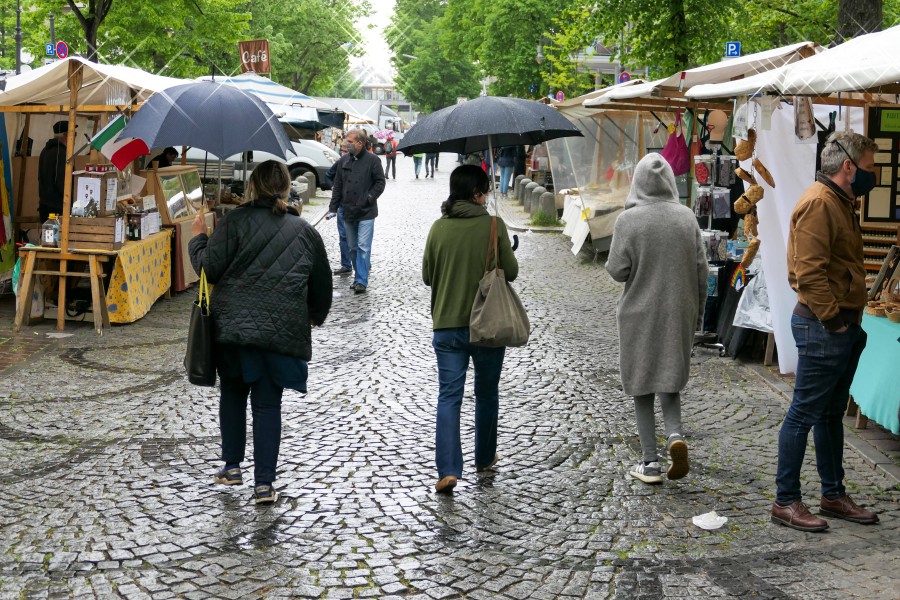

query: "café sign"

left=238, top=39, right=270, bottom=74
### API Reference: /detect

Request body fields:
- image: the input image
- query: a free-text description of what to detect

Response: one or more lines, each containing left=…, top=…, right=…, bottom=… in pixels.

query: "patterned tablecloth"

left=105, top=231, right=172, bottom=323
left=849, top=314, right=900, bottom=434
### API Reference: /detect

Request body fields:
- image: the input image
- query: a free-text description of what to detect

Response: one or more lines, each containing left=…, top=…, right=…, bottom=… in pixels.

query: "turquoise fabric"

left=849, top=315, right=900, bottom=434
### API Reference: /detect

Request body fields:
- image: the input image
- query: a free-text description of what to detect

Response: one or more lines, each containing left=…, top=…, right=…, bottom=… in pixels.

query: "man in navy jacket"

left=327, top=129, right=386, bottom=293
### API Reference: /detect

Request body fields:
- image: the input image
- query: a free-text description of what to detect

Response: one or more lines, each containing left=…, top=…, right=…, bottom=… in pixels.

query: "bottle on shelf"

left=41, top=213, right=59, bottom=247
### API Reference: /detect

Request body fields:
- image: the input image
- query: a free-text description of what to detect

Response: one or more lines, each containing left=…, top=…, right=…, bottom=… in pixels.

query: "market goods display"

left=753, top=158, right=776, bottom=188
left=735, top=167, right=757, bottom=185
left=866, top=301, right=887, bottom=317
left=744, top=212, right=759, bottom=238
left=734, top=128, right=756, bottom=161
left=746, top=184, right=764, bottom=203
left=733, top=194, right=753, bottom=215
left=741, top=237, right=760, bottom=267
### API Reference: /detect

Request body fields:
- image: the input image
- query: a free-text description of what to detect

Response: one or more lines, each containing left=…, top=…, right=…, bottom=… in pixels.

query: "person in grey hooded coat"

left=606, top=153, right=707, bottom=484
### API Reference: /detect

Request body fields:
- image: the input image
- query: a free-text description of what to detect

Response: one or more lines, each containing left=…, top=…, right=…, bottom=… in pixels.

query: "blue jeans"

left=413, top=156, right=423, bottom=177
left=433, top=327, right=506, bottom=478
left=344, top=218, right=374, bottom=287
left=775, top=314, right=867, bottom=505
left=219, top=374, right=284, bottom=484
left=336, top=207, right=353, bottom=270
left=499, top=165, right=514, bottom=193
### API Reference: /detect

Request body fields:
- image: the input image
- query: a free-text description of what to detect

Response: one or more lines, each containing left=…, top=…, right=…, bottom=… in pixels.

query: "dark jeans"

left=425, top=155, right=436, bottom=177
left=219, top=374, right=284, bottom=485
left=775, top=314, right=867, bottom=505
left=337, top=207, right=353, bottom=271
left=433, top=327, right=506, bottom=478
left=385, top=155, right=396, bottom=179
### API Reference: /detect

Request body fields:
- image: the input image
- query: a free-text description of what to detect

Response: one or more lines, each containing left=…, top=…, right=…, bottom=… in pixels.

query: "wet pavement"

left=1, top=155, right=898, bottom=599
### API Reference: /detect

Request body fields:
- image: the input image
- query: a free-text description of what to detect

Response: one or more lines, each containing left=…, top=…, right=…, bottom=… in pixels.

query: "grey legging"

left=634, top=392, right=682, bottom=463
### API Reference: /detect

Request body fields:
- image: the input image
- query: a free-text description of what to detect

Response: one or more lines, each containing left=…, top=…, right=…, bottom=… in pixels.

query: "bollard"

left=518, top=178, right=533, bottom=205
left=538, top=192, right=556, bottom=219
left=513, top=175, right=525, bottom=197
left=529, top=185, right=546, bottom=214
left=293, top=175, right=311, bottom=206
left=523, top=182, right=539, bottom=211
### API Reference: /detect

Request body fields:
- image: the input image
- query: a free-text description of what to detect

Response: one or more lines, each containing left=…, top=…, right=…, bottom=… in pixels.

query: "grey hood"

left=625, top=153, right=679, bottom=209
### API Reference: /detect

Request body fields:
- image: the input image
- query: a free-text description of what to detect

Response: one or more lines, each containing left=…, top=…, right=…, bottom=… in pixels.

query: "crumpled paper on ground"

left=692, top=511, right=728, bottom=530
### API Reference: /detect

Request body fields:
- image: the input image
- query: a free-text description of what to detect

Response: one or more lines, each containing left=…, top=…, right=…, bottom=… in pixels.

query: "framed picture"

left=182, top=170, right=204, bottom=211
left=869, top=244, right=900, bottom=301
left=160, top=174, right=191, bottom=221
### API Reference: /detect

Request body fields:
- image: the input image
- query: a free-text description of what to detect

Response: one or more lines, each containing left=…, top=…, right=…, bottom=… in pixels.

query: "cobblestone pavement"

left=1, top=155, right=898, bottom=599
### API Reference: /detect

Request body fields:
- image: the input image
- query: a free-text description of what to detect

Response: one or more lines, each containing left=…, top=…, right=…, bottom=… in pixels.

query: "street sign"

left=618, top=71, right=631, bottom=84
left=725, top=41, right=741, bottom=57
left=45, top=43, right=55, bottom=56
left=42, top=58, right=59, bottom=65
left=555, top=91, right=565, bottom=102
left=55, top=42, right=69, bottom=59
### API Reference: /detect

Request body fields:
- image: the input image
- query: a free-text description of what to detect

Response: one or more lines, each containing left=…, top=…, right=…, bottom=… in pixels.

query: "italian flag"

left=90, top=115, right=149, bottom=170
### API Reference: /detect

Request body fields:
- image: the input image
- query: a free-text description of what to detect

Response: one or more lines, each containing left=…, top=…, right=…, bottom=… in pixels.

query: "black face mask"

left=833, top=139, right=875, bottom=197
left=850, top=163, right=876, bottom=197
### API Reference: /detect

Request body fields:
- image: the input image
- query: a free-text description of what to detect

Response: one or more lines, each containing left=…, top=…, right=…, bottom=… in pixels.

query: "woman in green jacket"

left=422, top=165, right=519, bottom=493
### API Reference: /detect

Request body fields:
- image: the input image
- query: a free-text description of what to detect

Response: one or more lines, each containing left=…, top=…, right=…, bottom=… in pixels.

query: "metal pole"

left=50, top=12, right=55, bottom=47
left=15, top=0, right=22, bottom=74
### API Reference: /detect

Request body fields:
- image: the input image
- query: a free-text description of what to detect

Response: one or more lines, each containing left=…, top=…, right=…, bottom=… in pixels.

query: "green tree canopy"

left=387, top=0, right=480, bottom=112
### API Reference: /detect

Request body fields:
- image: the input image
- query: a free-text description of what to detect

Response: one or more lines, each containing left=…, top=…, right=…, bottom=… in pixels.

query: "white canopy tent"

left=586, top=41, right=821, bottom=106
left=0, top=56, right=187, bottom=106
left=688, top=25, right=900, bottom=99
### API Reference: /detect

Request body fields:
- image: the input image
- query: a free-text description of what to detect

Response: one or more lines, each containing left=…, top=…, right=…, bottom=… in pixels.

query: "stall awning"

left=585, top=41, right=821, bottom=106
left=688, top=25, right=900, bottom=98
left=0, top=56, right=187, bottom=107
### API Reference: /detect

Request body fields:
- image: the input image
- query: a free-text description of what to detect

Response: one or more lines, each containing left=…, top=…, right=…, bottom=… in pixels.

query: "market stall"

left=2, top=57, right=189, bottom=332
left=682, top=27, right=900, bottom=437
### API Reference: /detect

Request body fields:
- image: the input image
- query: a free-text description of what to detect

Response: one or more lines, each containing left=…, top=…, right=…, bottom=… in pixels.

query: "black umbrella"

left=395, top=96, right=582, bottom=155
left=118, top=81, right=294, bottom=159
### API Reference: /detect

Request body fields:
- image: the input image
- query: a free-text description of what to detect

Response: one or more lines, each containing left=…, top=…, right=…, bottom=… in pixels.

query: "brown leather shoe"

left=819, top=495, right=879, bottom=524
left=434, top=475, right=457, bottom=494
left=770, top=501, right=829, bottom=532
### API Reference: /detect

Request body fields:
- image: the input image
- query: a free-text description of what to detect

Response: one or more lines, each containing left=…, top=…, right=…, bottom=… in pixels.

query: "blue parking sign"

left=725, top=41, right=741, bottom=57
left=45, top=43, right=55, bottom=56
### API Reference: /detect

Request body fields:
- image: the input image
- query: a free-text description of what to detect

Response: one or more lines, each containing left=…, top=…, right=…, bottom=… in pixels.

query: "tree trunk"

left=672, top=0, right=689, bottom=68
left=838, top=0, right=882, bottom=42
left=84, top=18, right=99, bottom=61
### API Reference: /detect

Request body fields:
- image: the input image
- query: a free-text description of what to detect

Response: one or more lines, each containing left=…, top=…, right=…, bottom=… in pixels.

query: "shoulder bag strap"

left=198, top=269, right=210, bottom=311
left=483, top=216, right=498, bottom=274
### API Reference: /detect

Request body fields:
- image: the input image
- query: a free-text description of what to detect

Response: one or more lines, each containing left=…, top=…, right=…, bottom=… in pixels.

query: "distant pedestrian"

left=325, top=141, right=354, bottom=276
left=606, top=153, right=707, bottom=485
left=497, top=146, right=517, bottom=197
left=327, top=128, right=386, bottom=293
left=425, top=152, right=437, bottom=178
left=384, top=133, right=398, bottom=180
left=413, top=152, right=425, bottom=179
left=189, top=160, right=333, bottom=505
left=771, top=131, right=879, bottom=532
left=422, top=165, right=519, bottom=494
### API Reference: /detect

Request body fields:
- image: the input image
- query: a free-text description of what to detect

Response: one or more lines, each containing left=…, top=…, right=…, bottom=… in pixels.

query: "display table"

left=849, top=315, right=900, bottom=434
left=105, top=231, right=173, bottom=323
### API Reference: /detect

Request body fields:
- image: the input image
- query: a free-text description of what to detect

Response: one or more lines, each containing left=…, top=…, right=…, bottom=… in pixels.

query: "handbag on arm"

left=469, top=216, right=530, bottom=348
left=184, top=269, right=217, bottom=386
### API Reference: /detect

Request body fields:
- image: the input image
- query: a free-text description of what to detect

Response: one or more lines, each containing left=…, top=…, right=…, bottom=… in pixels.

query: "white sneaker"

left=667, top=434, right=689, bottom=480
left=629, top=461, right=663, bottom=484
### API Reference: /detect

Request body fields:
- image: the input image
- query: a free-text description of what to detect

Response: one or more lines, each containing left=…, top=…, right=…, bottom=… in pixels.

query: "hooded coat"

left=606, top=154, right=708, bottom=397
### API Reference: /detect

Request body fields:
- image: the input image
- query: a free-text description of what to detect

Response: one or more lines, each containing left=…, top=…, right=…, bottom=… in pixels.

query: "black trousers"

left=219, top=374, right=284, bottom=484
left=385, top=156, right=396, bottom=179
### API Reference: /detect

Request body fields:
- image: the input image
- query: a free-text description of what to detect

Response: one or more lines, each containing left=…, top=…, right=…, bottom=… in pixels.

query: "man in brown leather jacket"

left=771, top=131, right=880, bottom=532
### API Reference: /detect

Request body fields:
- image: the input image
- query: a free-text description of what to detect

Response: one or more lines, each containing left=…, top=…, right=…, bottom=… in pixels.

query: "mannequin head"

left=706, top=110, right=728, bottom=143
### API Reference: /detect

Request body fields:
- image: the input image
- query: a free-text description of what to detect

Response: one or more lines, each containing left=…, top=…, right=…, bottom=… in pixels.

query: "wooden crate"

left=68, top=216, right=124, bottom=251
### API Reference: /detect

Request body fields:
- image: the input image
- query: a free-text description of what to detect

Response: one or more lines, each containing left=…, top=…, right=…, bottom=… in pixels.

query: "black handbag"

left=184, top=270, right=216, bottom=386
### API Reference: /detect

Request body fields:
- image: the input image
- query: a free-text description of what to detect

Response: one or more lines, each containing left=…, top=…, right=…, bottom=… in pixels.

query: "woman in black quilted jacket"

left=189, top=161, right=333, bottom=505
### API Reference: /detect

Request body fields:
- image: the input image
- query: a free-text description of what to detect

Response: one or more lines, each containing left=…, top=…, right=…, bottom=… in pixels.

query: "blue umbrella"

left=118, top=81, right=295, bottom=159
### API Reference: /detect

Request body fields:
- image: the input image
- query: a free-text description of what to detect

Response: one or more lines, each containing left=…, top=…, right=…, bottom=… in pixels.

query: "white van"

left=184, top=125, right=340, bottom=191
